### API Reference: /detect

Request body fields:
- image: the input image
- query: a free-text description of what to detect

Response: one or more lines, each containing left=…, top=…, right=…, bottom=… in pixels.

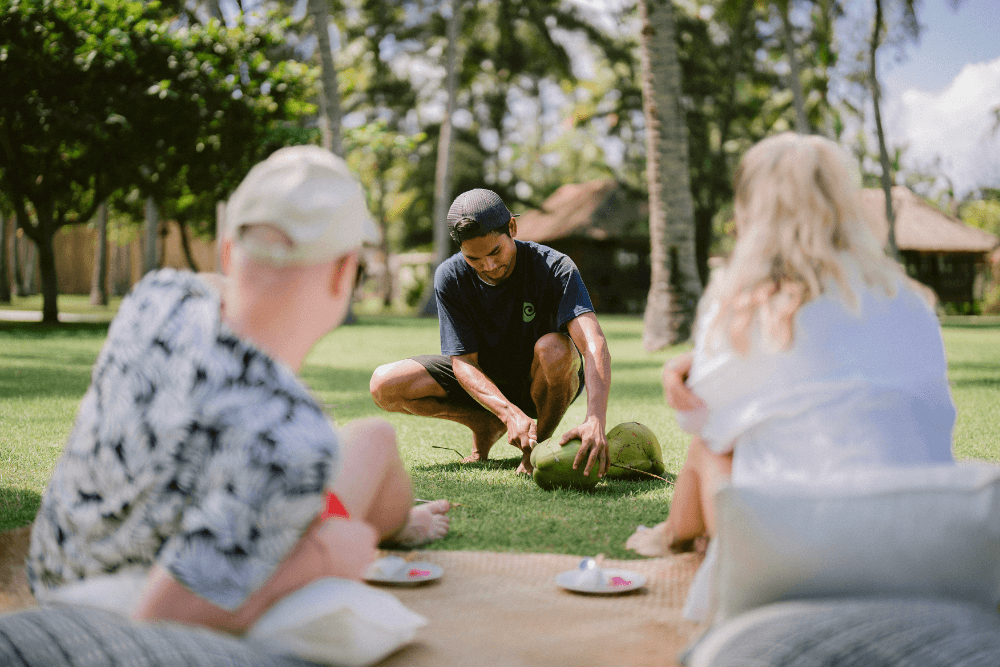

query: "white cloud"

left=889, top=56, right=1000, bottom=197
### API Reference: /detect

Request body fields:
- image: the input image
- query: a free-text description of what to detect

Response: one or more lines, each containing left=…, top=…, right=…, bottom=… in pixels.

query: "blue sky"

left=876, top=0, right=1000, bottom=197
left=881, top=0, right=999, bottom=98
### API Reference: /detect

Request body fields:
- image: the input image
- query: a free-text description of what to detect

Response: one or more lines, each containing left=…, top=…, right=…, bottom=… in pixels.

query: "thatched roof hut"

left=517, top=179, right=649, bottom=314
left=860, top=187, right=998, bottom=309
left=861, top=186, right=998, bottom=253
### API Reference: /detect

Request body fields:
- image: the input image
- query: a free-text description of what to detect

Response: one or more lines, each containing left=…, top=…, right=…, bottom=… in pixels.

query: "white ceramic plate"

left=364, top=560, right=443, bottom=585
left=555, top=568, right=647, bottom=594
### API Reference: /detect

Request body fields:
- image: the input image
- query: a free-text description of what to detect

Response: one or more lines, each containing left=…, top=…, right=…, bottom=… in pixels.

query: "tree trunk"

left=110, top=241, right=132, bottom=297
left=144, top=196, right=160, bottom=275
left=639, top=0, right=702, bottom=351
left=870, top=0, right=900, bottom=261
left=309, top=0, right=343, bottom=157
left=215, top=200, right=226, bottom=272
left=421, top=0, right=461, bottom=317
left=27, top=203, right=60, bottom=324
left=777, top=0, right=809, bottom=133
left=90, top=201, right=108, bottom=306
left=177, top=219, right=200, bottom=272
left=19, top=233, right=38, bottom=296
left=0, top=210, right=9, bottom=303
left=13, top=208, right=35, bottom=297
left=207, top=0, right=224, bottom=22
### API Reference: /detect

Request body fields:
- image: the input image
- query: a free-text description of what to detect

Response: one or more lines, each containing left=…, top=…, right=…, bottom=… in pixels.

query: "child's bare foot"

left=625, top=521, right=697, bottom=556
left=389, top=500, right=451, bottom=547
left=461, top=452, right=485, bottom=464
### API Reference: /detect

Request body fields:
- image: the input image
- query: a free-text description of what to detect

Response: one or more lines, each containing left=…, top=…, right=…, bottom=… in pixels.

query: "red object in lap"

left=321, top=491, right=350, bottom=519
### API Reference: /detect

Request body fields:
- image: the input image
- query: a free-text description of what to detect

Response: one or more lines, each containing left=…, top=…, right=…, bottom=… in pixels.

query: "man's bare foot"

left=515, top=451, right=533, bottom=475
left=388, top=500, right=452, bottom=547
left=461, top=452, right=486, bottom=464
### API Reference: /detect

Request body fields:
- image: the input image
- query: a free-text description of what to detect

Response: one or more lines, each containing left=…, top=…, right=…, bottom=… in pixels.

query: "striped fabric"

left=0, top=606, right=318, bottom=667
left=683, top=597, right=1000, bottom=667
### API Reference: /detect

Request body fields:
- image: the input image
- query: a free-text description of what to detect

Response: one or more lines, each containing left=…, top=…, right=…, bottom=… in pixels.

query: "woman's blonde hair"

left=704, top=132, right=904, bottom=354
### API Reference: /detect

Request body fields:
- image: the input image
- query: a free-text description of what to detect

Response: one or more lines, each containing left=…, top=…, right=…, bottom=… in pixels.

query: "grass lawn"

left=2, top=312, right=998, bottom=559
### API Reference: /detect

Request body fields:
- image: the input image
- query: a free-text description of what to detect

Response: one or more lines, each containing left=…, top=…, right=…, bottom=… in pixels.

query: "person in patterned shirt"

left=26, top=146, right=451, bottom=636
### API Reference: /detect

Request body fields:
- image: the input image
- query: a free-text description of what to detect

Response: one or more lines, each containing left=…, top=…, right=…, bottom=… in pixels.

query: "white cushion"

left=246, top=577, right=427, bottom=666
left=709, top=461, right=1000, bottom=624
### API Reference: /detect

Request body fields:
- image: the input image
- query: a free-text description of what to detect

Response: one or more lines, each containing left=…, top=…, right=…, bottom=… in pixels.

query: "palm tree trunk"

left=870, top=0, right=900, bottom=260
left=309, top=0, right=343, bottom=157
left=90, top=201, right=108, bottom=305
left=639, top=0, right=702, bottom=351
left=421, top=0, right=461, bottom=317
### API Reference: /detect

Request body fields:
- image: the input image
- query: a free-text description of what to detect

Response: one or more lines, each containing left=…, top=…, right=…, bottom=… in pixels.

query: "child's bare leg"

left=626, top=436, right=731, bottom=556
left=332, top=417, right=450, bottom=547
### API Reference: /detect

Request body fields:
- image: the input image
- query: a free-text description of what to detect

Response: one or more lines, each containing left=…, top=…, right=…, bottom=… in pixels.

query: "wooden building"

left=516, top=179, right=649, bottom=314
left=861, top=187, right=999, bottom=309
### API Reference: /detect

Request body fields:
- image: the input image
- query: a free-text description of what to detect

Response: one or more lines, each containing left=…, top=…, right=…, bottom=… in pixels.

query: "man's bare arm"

left=452, top=352, right=537, bottom=451
left=561, top=312, right=612, bottom=477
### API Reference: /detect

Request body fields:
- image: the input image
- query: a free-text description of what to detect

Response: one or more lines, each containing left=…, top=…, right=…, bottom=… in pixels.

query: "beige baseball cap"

left=226, top=145, right=379, bottom=266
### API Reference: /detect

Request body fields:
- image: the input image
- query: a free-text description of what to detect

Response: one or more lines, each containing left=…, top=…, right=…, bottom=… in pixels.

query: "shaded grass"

left=2, top=313, right=999, bottom=560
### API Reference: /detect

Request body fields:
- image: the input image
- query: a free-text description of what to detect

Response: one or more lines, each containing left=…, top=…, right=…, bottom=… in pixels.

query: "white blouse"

left=678, top=261, right=955, bottom=485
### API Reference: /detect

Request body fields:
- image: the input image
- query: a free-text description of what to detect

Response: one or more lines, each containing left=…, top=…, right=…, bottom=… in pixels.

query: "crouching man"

left=370, top=189, right=612, bottom=477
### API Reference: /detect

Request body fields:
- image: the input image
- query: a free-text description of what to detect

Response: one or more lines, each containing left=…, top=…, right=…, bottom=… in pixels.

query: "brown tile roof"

left=861, top=186, right=999, bottom=253
left=516, top=179, right=646, bottom=242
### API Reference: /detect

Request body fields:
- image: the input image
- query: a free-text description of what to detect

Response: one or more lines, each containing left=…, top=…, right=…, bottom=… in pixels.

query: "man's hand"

left=505, top=408, right=538, bottom=454
left=663, top=351, right=704, bottom=412
left=560, top=416, right=608, bottom=478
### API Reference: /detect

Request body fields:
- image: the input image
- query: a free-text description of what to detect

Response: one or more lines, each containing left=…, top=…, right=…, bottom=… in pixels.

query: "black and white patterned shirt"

left=27, top=269, right=340, bottom=610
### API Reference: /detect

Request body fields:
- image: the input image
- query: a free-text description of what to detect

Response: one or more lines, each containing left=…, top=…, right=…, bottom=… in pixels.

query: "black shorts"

left=413, top=347, right=585, bottom=421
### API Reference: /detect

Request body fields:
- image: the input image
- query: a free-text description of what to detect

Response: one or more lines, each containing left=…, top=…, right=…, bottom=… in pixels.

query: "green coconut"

left=531, top=438, right=600, bottom=491
left=604, top=422, right=665, bottom=480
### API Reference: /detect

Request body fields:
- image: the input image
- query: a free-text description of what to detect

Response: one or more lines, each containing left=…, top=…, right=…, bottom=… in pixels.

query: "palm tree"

left=421, top=0, right=461, bottom=316
left=639, top=0, right=702, bottom=350
left=308, top=0, right=343, bottom=156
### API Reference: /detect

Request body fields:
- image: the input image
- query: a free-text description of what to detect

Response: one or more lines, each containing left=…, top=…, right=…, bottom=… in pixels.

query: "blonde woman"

left=626, top=133, right=955, bottom=614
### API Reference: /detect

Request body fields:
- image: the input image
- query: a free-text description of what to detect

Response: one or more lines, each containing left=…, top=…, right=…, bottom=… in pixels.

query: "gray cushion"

left=682, top=597, right=1000, bottom=667
left=0, top=605, right=318, bottom=667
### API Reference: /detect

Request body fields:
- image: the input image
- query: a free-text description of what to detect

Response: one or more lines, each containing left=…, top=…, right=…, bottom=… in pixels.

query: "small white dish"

left=555, top=568, right=647, bottom=594
left=364, top=558, right=443, bottom=585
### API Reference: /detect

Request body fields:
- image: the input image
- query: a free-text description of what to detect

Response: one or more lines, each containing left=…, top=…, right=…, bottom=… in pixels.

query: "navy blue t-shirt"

left=434, top=240, right=594, bottom=389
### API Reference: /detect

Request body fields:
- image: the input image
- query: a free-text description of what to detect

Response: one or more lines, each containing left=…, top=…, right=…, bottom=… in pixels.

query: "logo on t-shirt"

left=523, top=302, right=536, bottom=322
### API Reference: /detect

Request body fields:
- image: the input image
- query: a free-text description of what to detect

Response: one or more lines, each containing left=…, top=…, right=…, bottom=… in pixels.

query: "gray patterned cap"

left=447, top=189, right=517, bottom=240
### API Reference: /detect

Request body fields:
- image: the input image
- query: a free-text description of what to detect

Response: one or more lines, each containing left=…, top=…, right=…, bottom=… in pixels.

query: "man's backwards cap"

left=226, top=145, right=378, bottom=266
left=446, top=189, right=517, bottom=238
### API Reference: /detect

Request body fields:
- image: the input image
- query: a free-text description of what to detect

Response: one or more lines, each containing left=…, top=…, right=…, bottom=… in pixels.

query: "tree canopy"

left=0, top=0, right=315, bottom=321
